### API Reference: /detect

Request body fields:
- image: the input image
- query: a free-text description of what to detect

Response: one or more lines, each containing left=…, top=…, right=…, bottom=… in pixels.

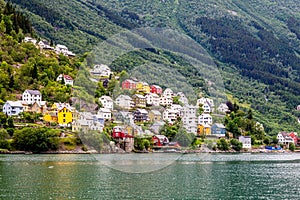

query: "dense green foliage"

left=0, top=2, right=81, bottom=104
left=225, top=102, right=265, bottom=143
left=12, top=127, right=60, bottom=152
left=7, top=0, right=300, bottom=135
left=159, top=120, right=195, bottom=147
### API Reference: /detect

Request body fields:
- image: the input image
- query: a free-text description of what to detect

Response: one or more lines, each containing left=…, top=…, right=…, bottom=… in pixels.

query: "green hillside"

left=8, top=0, right=300, bottom=135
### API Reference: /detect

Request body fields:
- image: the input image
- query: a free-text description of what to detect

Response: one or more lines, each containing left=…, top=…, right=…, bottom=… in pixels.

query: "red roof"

left=63, top=74, right=73, bottom=80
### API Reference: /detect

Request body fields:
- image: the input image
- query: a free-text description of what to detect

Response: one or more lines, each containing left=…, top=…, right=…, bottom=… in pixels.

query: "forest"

left=5, top=0, right=300, bottom=135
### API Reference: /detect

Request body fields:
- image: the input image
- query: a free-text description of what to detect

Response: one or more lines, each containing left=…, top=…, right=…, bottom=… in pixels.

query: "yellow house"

left=43, top=111, right=58, bottom=123
left=198, top=124, right=211, bottom=135
left=136, top=82, right=150, bottom=94
left=43, top=103, right=75, bottom=126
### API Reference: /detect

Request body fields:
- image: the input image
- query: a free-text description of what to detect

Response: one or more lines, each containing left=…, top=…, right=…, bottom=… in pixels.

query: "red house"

left=112, top=126, right=125, bottom=138
left=152, top=135, right=169, bottom=146
left=122, top=79, right=136, bottom=90
left=150, top=85, right=162, bottom=94
left=289, top=132, right=298, bottom=145
left=112, top=126, right=134, bottom=139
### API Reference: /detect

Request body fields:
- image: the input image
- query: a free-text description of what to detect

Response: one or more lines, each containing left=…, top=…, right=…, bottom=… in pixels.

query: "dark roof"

left=26, top=90, right=41, bottom=95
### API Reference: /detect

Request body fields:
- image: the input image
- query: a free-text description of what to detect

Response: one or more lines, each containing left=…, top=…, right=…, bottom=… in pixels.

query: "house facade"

left=99, top=95, right=114, bottom=110
left=132, top=94, right=146, bottom=108
left=2, top=101, right=24, bottom=116
left=198, top=124, right=211, bottom=135
left=153, top=135, right=169, bottom=146
left=217, top=103, right=229, bottom=113
left=150, top=85, right=163, bottom=94
left=133, top=109, right=149, bottom=122
left=159, top=96, right=173, bottom=106
left=115, top=95, right=134, bottom=109
left=181, top=105, right=198, bottom=134
left=163, top=88, right=174, bottom=98
left=91, top=64, right=112, bottom=77
left=239, top=136, right=252, bottom=149
left=136, top=82, right=150, bottom=94
left=22, top=90, right=42, bottom=104
left=122, top=79, right=137, bottom=90
left=97, top=108, right=112, bottom=120
left=211, top=123, right=226, bottom=135
left=198, top=113, right=213, bottom=125
left=163, top=109, right=179, bottom=124
left=148, top=110, right=162, bottom=122
left=56, top=74, right=74, bottom=86
left=277, top=132, right=294, bottom=145
left=30, top=101, right=47, bottom=114
left=145, top=93, right=160, bottom=106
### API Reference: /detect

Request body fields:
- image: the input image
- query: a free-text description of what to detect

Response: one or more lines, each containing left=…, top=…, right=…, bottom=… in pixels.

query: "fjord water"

left=1, top=153, right=300, bottom=199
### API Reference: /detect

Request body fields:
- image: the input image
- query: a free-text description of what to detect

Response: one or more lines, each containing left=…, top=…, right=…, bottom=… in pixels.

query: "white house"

left=159, top=96, right=173, bottom=106
left=97, top=108, right=112, bottom=120
left=99, top=95, right=114, bottom=110
left=24, top=36, right=37, bottom=45
left=2, top=101, right=24, bottom=116
left=79, top=112, right=94, bottom=127
left=22, top=90, right=42, bottom=104
left=90, top=64, right=112, bottom=77
left=115, top=95, right=134, bottom=110
left=55, top=44, right=75, bottom=56
left=197, top=97, right=214, bottom=108
left=277, top=132, right=294, bottom=145
left=171, top=104, right=183, bottom=114
left=217, top=103, right=229, bottom=113
left=163, top=88, right=174, bottom=98
left=163, top=109, right=180, bottom=124
left=198, top=113, right=213, bottom=125
left=177, top=92, right=189, bottom=105
left=56, top=74, right=74, bottom=86
left=239, top=136, right=252, bottom=149
left=202, top=102, right=212, bottom=113
left=38, top=40, right=54, bottom=50
left=297, top=105, right=300, bottom=111
left=90, top=121, right=104, bottom=132
left=181, top=105, right=198, bottom=134
left=145, top=93, right=160, bottom=106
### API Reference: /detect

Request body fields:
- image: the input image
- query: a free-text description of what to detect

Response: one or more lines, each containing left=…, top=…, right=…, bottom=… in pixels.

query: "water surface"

left=0, top=153, right=299, bottom=199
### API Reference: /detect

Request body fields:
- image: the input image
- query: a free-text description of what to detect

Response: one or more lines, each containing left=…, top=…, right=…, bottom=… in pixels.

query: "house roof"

left=146, top=93, right=159, bottom=98
left=99, top=95, right=113, bottom=102
left=56, top=44, right=68, bottom=50
left=6, top=100, right=23, bottom=107
left=116, top=95, right=132, bottom=101
left=136, top=109, right=148, bottom=114
left=98, top=108, right=111, bottom=113
left=150, top=110, right=161, bottom=115
left=63, top=74, right=73, bottom=80
left=151, top=85, right=162, bottom=89
left=33, top=101, right=47, bottom=107
left=123, top=79, right=136, bottom=84
left=199, top=113, right=212, bottom=118
left=164, top=88, right=173, bottom=93
left=80, top=112, right=94, bottom=120
left=134, top=94, right=146, bottom=99
left=25, top=89, right=41, bottom=95
left=213, top=123, right=225, bottom=128
left=54, top=103, right=74, bottom=111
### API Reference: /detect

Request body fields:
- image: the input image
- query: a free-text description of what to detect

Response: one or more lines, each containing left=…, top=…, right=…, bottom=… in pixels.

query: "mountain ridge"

left=8, top=0, right=300, bottom=135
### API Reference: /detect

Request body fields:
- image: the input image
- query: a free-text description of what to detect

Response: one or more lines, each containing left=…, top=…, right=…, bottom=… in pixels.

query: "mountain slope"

left=9, top=0, right=300, bottom=135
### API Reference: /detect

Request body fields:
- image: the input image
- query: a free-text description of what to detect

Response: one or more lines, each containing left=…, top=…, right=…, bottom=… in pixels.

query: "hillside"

left=7, top=0, right=300, bottom=135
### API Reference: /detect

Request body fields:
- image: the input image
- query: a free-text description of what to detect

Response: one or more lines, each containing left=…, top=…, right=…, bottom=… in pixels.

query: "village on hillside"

left=2, top=59, right=300, bottom=153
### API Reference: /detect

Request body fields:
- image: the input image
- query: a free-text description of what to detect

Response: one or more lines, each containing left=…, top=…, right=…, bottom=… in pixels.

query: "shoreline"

left=0, top=148, right=295, bottom=155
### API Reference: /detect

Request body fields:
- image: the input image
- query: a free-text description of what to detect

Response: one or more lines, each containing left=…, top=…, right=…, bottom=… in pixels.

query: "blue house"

left=211, top=123, right=226, bottom=135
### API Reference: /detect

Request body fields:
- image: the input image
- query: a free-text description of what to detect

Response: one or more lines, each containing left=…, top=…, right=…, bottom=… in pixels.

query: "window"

left=63, top=114, right=66, bottom=117
left=63, top=119, right=66, bottom=123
